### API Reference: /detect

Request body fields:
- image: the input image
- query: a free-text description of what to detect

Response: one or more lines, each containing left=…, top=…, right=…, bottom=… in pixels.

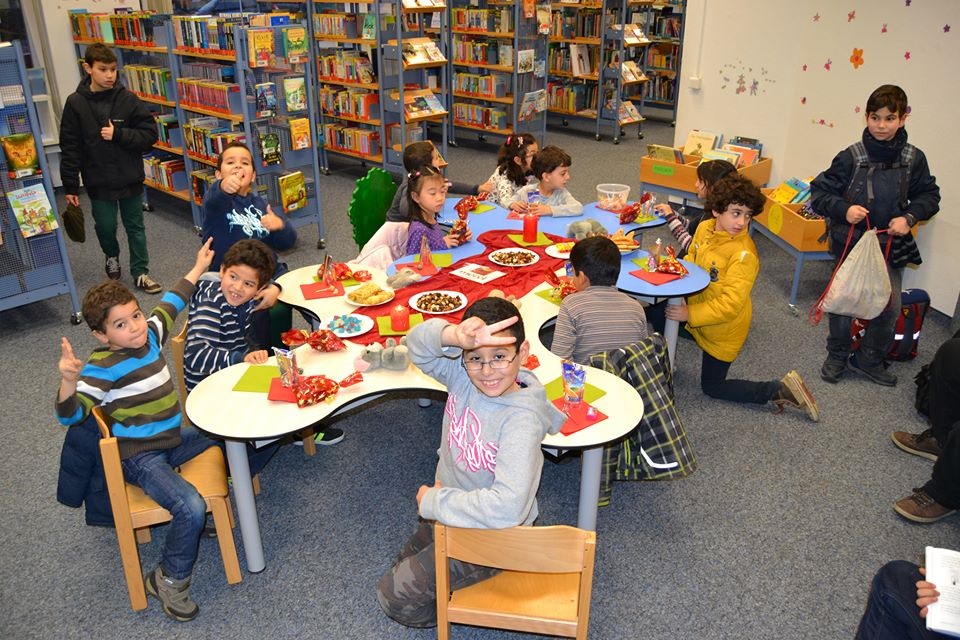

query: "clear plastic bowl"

left=596, top=183, right=630, bottom=212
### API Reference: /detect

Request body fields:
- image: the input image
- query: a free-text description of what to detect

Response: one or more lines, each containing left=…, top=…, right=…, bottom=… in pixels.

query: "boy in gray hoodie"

left=377, top=297, right=565, bottom=628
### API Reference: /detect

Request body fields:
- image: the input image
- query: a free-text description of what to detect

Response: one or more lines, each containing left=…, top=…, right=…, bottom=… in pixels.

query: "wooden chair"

left=434, top=524, right=597, bottom=640
left=91, top=406, right=241, bottom=611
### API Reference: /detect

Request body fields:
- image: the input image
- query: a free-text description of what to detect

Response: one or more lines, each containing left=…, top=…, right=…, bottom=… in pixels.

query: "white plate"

left=409, top=290, right=468, bottom=315
left=343, top=287, right=396, bottom=307
left=325, top=313, right=374, bottom=338
left=488, top=248, right=540, bottom=267
left=618, top=245, right=640, bottom=255
left=545, top=244, right=573, bottom=260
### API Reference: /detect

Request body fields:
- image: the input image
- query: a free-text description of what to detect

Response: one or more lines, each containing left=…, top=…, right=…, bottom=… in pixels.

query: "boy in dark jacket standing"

left=60, top=43, right=162, bottom=294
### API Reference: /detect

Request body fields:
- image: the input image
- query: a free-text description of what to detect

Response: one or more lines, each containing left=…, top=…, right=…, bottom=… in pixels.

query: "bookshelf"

left=641, top=0, right=684, bottom=124
left=447, top=0, right=548, bottom=145
left=596, top=0, right=653, bottom=143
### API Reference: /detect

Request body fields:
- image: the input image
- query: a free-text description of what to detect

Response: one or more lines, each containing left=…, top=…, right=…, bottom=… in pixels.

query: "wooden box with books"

left=754, top=188, right=827, bottom=252
left=640, top=155, right=772, bottom=194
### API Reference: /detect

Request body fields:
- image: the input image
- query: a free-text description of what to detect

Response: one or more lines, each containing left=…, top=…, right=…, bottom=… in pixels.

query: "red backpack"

left=850, top=288, right=931, bottom=361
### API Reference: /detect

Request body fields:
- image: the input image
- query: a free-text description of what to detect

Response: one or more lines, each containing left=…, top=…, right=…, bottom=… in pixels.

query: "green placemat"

left=232, top=365, right=279, bottom=393
left=632, top=257, right=649, bottom=269
left=411, top=253, right=454, bottom=267
left=542, top=377, right=607, bottom=404
left=535, top=289, right=563, bottom=307
left=376, top=313, right=425, bottom=336
left=507, top=231, right=551, bottom=247
left=470, top=203, right=496, bottom=214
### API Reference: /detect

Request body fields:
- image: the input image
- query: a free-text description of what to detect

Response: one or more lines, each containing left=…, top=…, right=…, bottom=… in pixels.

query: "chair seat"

left=449, top=571, right=581, bottom=635
left=125, top=446, right=229, bottom=517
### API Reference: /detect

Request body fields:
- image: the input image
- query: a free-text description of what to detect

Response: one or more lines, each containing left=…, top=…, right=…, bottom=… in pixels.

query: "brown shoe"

left=891, top=429, right=942, bottom=461
left=772, top=370, right=820, bottom=422
left=893, top=489, right=957, bottom=524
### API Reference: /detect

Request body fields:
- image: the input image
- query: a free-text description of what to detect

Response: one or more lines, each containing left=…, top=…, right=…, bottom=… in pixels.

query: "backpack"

left=914, top=363, right=931, bottom=417
left=850, top=288, right=931, bottom=361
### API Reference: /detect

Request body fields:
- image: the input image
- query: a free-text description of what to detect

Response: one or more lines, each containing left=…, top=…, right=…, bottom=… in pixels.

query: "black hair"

left=222, top=239, right=276, bottom=288
left=461, top=297, right=525, bottom=345
left=82, top=280, right=136, bottom=332
left=570, top=236, right=621, bottom=286
left=696, top=160, right=737, bottom=190
left=866, top=84, right=908, bottom=117
left=84, top=43, right=117, bottom=66
left=405, top=164, right=446, bottom=224
left=704, top=173, right=765, bottom=218
left=496, top=133, right=538, bottom=187
left=402, top=141, right=436, bottom=173
left=531, top=145, right=571, bottom=181
left=216, top=141, right=254, bottom=170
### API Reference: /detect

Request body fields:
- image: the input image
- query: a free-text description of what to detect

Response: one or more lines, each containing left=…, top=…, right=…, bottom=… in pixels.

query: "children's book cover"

left=289, top=117, right=311, bottom=150
left=278, top=171, right=307, bottom=213
left=259, top=130, right=283, bottom=166
left=282, top=26, right=308, bottom=63
left=1, top=133, right=41, bottom=179
left=356, top=54, right=376, bottom=84
left=682, top=129, right=721, bottom=157
left=254, top=82, right=277, bottom=118
left=247, top=29, right=274, bottom=68
left=7, top=184, right=59, bottom=238
left=283, top=76, right=307, bottom=111
left=361, top=14, right=377, bottom=40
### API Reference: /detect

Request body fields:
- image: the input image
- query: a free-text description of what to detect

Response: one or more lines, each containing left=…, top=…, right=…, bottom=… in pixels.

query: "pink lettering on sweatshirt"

left=445, top=394, right=498, bottom=473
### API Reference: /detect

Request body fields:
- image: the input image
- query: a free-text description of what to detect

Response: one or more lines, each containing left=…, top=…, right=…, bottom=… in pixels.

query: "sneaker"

left=314, top=427, right=344, bottom=446
left=772, top=370, right=820, bottom=422
left=848, top=353, right=897, bottom=386
left=820, top=355, right=847, bottom=384
left=135, top=274, right=163, bottom=295
left=145, top=566, right=199, bottom=622
left=893, top=489, right=957, bottom=524
left=891, top=429, right=942, bottom=461
left=105, top=256, right=121, bottom=280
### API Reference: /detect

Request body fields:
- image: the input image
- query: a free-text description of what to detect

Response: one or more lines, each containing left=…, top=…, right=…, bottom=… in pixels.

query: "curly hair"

left=704, top=173, right=765, bottom=217
left=222, top=239, right=276, bottom=287
left=82, top=280, right=137, bottom=332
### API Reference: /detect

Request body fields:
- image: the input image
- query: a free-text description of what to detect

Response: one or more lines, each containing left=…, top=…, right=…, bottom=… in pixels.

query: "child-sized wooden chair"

left=91, top=406, right=241, bottom=611
left=434, top=524, right=597, bottom=639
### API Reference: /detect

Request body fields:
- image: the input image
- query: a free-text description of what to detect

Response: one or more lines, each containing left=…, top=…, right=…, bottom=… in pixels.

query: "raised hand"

left=451, top=316, right=518, bottom=350
left=261, top=204, right=285, bottom=232
left=58, top=337, right=83, bottom=382
left=100, top=120, right=114, bottom=141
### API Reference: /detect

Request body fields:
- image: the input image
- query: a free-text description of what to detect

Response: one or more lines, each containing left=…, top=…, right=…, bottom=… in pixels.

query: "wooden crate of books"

left=754, top=188, right=827, bottom=252
left=639, top=155, right=773, bottom=194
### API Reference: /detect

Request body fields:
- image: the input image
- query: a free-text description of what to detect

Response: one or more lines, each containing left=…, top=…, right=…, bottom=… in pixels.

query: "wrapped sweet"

left=317, top=261, right=353, bottom=281
left=656, top=245, right=689, bottom=276
left=281, top=329, right=346, bottom=352
left=294, top=371, right=363, bottom=407
left=453, top=195, right=479, bottom=216
left=351, top=270, right=372, bottom=282
left=545, top=270, right=578, bottom=300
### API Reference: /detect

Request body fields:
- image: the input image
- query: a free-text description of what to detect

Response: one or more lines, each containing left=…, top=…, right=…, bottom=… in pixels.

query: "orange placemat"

left=552, top=398, right=608, bottom=435
left=629, top=269, right=683, bottom=285
left=267, top=377, right=297, bottom=403
left=300, top=280, right=345, bottom=299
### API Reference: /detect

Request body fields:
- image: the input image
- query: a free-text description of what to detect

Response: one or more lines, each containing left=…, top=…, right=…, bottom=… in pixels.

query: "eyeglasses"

left=461, top=353, right=519, bottom=371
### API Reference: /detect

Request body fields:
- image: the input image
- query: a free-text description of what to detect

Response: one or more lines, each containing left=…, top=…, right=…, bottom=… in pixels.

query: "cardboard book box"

left=753, top=188, right=827, bottom=252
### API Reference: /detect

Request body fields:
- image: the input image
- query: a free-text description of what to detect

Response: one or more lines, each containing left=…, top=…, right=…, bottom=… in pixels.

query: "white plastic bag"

left=819, top=228, right=891, bottom=319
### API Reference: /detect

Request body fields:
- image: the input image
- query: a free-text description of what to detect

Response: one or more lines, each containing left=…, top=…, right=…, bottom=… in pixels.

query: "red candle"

left=522, top=212, right=539, bottom=242
left=390, top=304, right=410, bottom=331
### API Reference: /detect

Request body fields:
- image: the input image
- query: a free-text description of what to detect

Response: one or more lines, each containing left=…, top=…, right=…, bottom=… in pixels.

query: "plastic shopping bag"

left=811, top=228, right=891, bottom=322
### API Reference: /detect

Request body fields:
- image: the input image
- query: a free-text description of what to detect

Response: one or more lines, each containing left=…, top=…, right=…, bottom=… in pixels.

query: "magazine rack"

left=0, top=41, right=82, bottom=323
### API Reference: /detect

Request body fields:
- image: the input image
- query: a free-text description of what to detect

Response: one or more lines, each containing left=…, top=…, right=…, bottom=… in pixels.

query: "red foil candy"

left=294, top=372, right=364, bottom=407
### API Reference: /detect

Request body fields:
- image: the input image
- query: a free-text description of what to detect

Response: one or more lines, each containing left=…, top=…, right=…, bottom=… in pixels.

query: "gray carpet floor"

left=1, top=118, right=956, bottom=639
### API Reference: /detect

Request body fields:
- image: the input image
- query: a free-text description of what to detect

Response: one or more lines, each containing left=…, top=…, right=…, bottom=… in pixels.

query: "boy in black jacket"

left=60, top=43, right=162, bottom=294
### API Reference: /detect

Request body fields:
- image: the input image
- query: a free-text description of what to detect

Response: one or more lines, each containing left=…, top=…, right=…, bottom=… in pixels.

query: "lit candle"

left=522, top=212, right=539, bottom=243
left=390, top=304, right=410, bottom=331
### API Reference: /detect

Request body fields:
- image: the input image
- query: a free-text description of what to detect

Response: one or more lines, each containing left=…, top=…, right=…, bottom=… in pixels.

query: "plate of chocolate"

left=409, top=290, right=468, bottom=315
left=489, top=248, right=540, bottom=267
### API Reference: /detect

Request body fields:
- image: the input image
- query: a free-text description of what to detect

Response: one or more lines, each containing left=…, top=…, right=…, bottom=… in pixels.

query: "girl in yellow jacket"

left=665, top=174, right=819, bottom=422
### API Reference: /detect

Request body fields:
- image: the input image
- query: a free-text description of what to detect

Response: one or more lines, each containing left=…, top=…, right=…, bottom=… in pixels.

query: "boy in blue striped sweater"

left=56, top=239, right=215, bottom=622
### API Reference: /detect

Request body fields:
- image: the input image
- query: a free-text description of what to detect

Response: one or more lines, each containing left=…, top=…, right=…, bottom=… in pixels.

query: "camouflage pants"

left=376, top=519, right=499, bottom=628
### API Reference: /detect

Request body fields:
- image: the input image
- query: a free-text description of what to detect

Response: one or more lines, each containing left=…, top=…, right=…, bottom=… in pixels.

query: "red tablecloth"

left=351, top=229, right=566, bottom=345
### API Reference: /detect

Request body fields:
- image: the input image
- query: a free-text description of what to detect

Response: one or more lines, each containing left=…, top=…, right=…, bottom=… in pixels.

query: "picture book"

left=278, top=171, right=307, bottom=213
left=517, top=49, right=535, bottom=73
left=570, top=44, right=591, bottom=77
left=422, top=41, right=446, bottom=63
left=258, top=129, right=283, bottom=166
left=767, top=178, right=807, bottom=204
left=647, top=144, right=683, bottom=163
left=700, top=148, right=741, bottom=167
left=289, top=117, right=311, bottom=150
left=254, top=82, right=277, bottom=118
left=282, top=76, right=307, bottom=111
left=517, top=89, right=545, bottom=122
left=450, top=263, right=506, bottom=284
left=682, top=129, right=721, bottom=157
left=281, top=26, right=308, bottom=63
left=722, top=143, right=760, bottom=167
left=247, top=29, right=274, bottom=68
left=924, top=546, right=960, bottom=638
left=356, top=54, right=376, bottom=84
left=1, top=133, right=41, bottom=179
left=401, top=42, right=430, bottom=66
left=361, top=14, right=377, bottom=40
left=7, top=184, right=58, bottom=238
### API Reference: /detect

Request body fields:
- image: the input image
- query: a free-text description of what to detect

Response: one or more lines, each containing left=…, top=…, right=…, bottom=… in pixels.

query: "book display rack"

left=641, top=0, right=684, bottom=123
left=0, top=41, right=82, bottom=322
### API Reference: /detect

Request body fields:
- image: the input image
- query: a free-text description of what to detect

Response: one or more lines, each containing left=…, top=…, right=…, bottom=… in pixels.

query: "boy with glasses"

left=377, top=297, right=565, bottom=628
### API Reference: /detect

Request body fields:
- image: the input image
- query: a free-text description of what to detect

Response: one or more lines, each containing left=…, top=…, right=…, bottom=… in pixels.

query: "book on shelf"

left=254, top=82, right=277, bottom=118
left=767, top=177, right=809, bottom=204
left=361, top=14, right=377, bottom=40
left=422, top=41, right=446, bottom=63
left=402, top=0, right=444, bottom=7
left=402, top=90, right=446, bottom=119
left=356, top=53, right=376, bottom=84
left=190, top=168, right=217, bottom=205
left=616, top=100, right=642, bottom=123
left=700, top=148, right=741, bottom=167
left=570, top=43, right=591, bottom=77
left=517, top=49, right=535, bottom=74
left=257, top=128, right=283, bottom=166
left=622, top=24, right=650, bottom=46
left=7, top=184, right=58, bottom=238
left=722, top=142, right=760, bottom=167
left=282, top=76, right=307, bottom=112
left=621, top=60, right=645, bottom=82
left=247, top=29, right=274, bottom=68
left=401, top=41, right=436, bottom=66
left=450, top=263, right=506, bottom=284
left=1, top=133, right=41, bottom=179
left=277, top=171, right=307, bottom=213
left=281, top=26, right=308, bottom=63
left=647, top=144, right=684, bottom=163
left=517, top=89, right=546, bottom=122
left=288, top=117, right=312, bottom=150
left=925, top=546, right=960, bottom=638
left=682, top=129, right=722, bottom=157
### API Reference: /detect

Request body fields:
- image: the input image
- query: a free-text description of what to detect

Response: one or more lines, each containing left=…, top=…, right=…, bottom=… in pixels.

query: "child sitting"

left=551, top=236, right=648, bottom=364
left=654, top=159, right=737, bottom=258
left=510, top=145, right=583, bottom=217
left=377, top=297, right=565, bottom=628
left=664, top=174, right=820, bottom=422
left=56, top=240, right=217, bottom=622
left=405, top=165, right=472, bottom=254
left=387, top=141, right=492, bottom=223
left=485, top=133, right=539, bottom=211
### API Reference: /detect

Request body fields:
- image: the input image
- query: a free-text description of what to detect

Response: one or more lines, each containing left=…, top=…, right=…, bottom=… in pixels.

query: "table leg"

left=662, top=297, right=681, bottom=368
left=790, top=253, right=804, bottom=310
left=224, top=440, right=265, bottom=573
left=577, top=447, right=603, bottom=531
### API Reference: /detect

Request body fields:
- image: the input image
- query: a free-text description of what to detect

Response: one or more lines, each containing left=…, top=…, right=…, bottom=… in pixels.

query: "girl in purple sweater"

left=404, top=165, right=471, bottom=254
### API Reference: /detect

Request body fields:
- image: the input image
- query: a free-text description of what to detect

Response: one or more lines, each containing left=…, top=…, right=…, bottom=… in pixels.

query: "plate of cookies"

left=409, top=290, right=468, bottom=315
left=345, top=282, right=396, bottom=307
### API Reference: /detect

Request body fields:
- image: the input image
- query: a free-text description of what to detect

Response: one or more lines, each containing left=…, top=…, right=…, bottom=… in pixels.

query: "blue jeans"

left=855, top=560, right=946, bottom=640
left=120, top=428, right=217, bottom=580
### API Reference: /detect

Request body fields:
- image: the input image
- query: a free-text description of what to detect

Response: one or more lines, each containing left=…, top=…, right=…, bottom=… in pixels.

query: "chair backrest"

left=435, top=524, right=597, bottom=639
left=170, top=322, right=192, bottom=427
left=348, top=167, right=398, bottom=250
left=91, top=407, right=134, bottom=523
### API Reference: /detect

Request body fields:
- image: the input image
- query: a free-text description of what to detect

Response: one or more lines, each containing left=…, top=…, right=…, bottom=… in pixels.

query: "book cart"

left=0, top=41, right=82, bottom=323
left=447, top=0, right=548, bottom=146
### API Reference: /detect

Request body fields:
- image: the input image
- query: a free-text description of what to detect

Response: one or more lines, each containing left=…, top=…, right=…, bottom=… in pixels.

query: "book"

left=517, top=89, right=546, bottom=122
left=258, top=129, right=283, bottom=166
left=925, top=547, right=960, bottom=637
left=247, top=29, right=274, bottom=68
left=361, top=14, right=377, bottom=40
left=682, top=129, right=721, bottom=157
left=722, top=142, right=760, bottom=167
left=647, top=144, right=683, bottom=163
left=401, top=42, right=430, bottom=65
left=356, top=54, right=376, bottom=84
left=281, top=26, right=308, bottom=63
left=278, top=171, right=307, bottom=213
left=450, top=263, right=506, bottom=284
left=7, top=184, right=58, bottom=238
left=570, top=43, right=591, bottom=77
left=767, top=178, right=807, bottom=204
left=422, top=41, right=446, bottom=63
left=288, top=117, right=311, bottom=150
left=1, top=133, right=41, bottom=179
left=701, top=148, right=741, bottom=167
left=283, top=76, right=307, bottom=111
left=254, top=82, right=277, bottom=118
left=517, top=49, right=535, bottom=73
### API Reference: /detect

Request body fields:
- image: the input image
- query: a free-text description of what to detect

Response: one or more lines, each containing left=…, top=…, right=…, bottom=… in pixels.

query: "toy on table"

left=317, top=259, right=371, bottom=283
left=386, top=268, right=422, bottom=290
left=566, top=218, right=606, bottom=241
left=354, top=337, right=410, bottom=372
left=281, top=328, right=347, bottom=352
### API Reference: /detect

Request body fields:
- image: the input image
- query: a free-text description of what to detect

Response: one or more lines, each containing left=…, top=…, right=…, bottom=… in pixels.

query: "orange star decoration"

left=850, top=48, right=864, bottom=69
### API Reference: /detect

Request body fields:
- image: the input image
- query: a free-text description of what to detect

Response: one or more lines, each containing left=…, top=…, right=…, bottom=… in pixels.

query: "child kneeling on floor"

left=377, top=297, right=565, bottom=628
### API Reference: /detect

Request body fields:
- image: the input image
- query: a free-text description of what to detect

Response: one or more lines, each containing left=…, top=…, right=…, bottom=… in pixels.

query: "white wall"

left=677, top=0, right=960, bottom=314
